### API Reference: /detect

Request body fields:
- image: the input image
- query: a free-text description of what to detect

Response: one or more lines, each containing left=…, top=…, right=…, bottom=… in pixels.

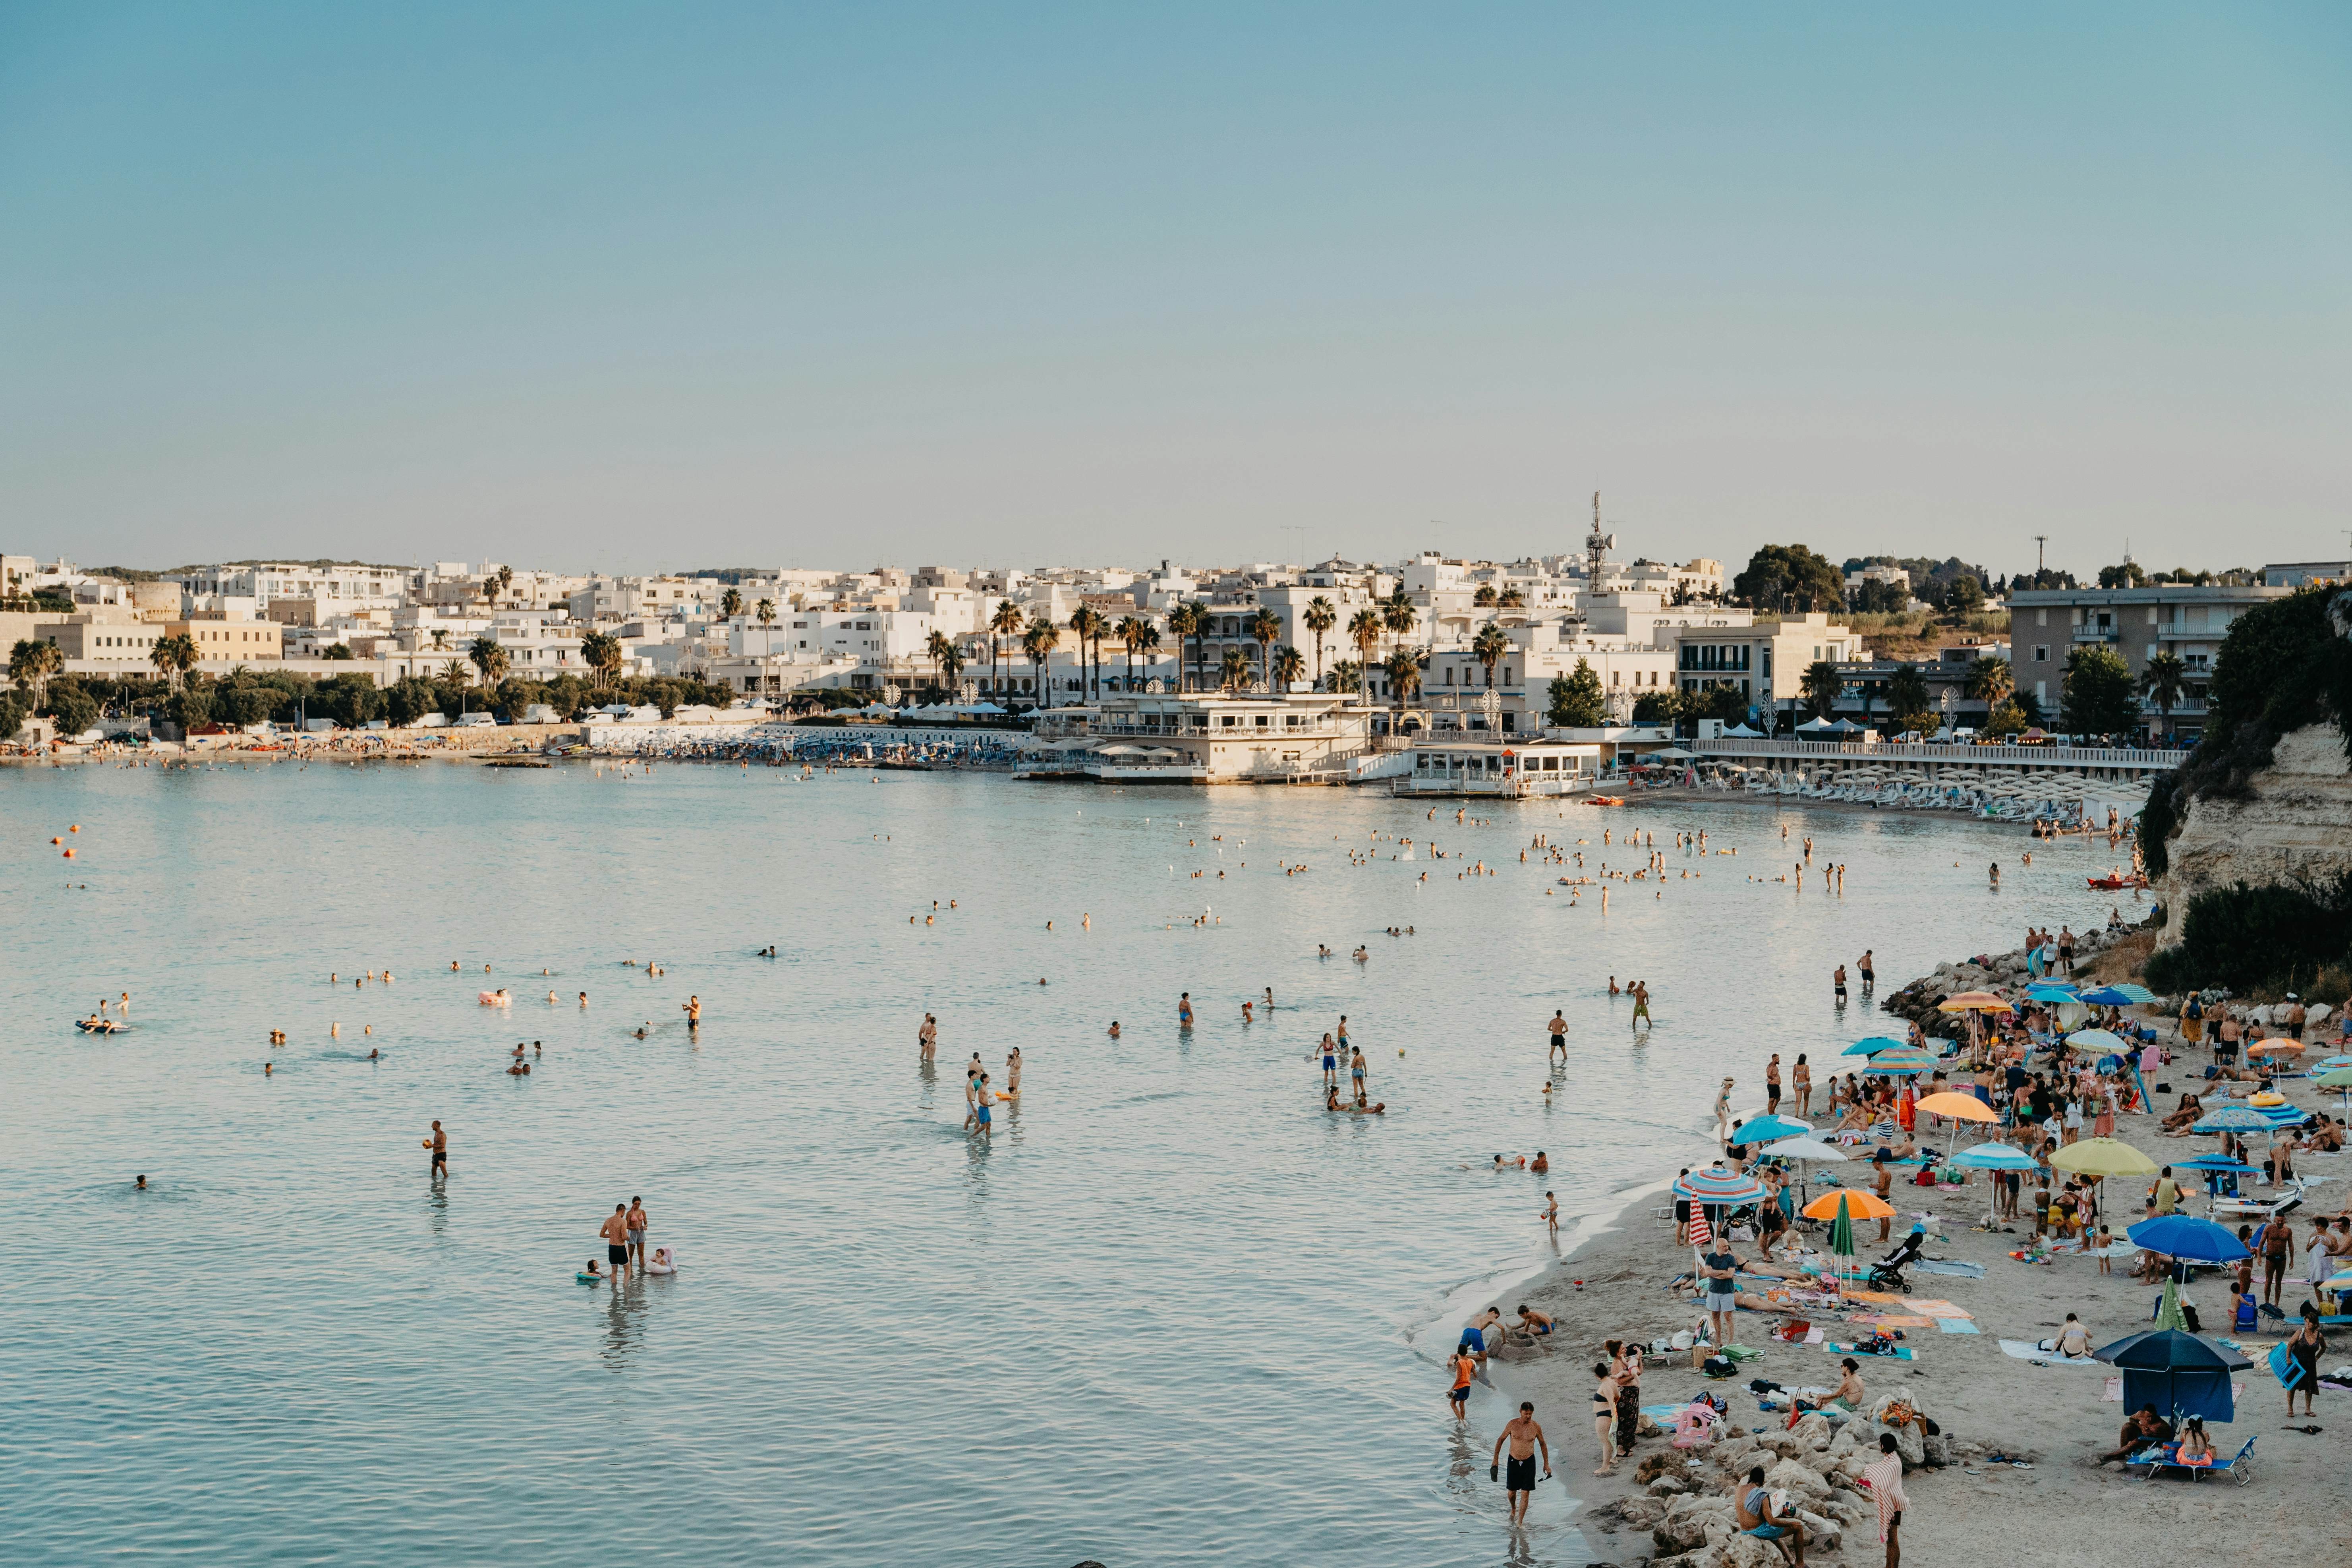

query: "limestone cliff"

left=2154, top=720, right=2352, bottom=946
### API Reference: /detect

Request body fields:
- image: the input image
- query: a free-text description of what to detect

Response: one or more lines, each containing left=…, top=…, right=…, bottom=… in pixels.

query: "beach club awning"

left=1672, top=1167, right=1767, bottom=1204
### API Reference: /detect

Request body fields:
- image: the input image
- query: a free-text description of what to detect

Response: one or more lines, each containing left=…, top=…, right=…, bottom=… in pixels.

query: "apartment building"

left=2007, top=583, right=2290, bottom=736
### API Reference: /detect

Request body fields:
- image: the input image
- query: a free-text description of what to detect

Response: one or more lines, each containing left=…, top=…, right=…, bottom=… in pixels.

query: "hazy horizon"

left=4, top=5, right=2346, bottom=578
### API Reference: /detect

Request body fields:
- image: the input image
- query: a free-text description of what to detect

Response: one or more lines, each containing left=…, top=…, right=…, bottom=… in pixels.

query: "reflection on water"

left=1, top=764, right=2135, bottom=1567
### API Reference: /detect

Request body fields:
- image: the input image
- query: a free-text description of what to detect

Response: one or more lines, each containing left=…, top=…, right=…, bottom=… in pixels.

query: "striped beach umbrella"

left=2190, top=1107, right=2274, bottom=1134
left=1865, top=1046, right=1937, bottom=1076
left=1672, top=1166, right=1768, bottom=1205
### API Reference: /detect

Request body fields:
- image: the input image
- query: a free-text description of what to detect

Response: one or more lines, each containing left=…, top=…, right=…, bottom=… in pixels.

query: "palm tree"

left=1345, top=609, right=1383, bottom=704
left=1270, top=645, right=1305, bottom=690
left=1167, top=601, right=1208, bottom=693
left=925, top=629, right=957, bottom=694
left=1473, top=583, right=1497, bottom=607
left=1116, top=615, right=1147, bottom=693
left=469, top=635, right=510, bottom=690
left=721, top=587, right=744, bottom=620
left=1964, top=654, right=2014, bottom=708
left=1302, top=596, right=1335, bottom=688
left=1799, top=659, right=1842, bottom=719
left=1329, top=657, right=1361, bottom=698
left=1498, top=586, right=1524, bottom=611
left=936, top=640, right=964, bottom=693
left=2140, top=650, right=2186, bottom=739
left=756, top=599, right=776, bottom=627
left=1248, top=606, right=1281, bottom=690
left=1382, top=648, right=1422, bottom=726
left=1886, top=662, right=1931, bottom=733
left=1218, top=644, right=1252, bottom=693
left=988, top=599, right=1024, bottom=700
left=1020, top=619, right=1058, bottom=709
left=429, top=627, right=448, bottom=653
left=580, top=631, right=622, bottom=690
left=1068, top=605, right=1105, bottom=702
left=1471, top=623, right=1509, bottom=692
left=1134, top=621, right=1161, bottom=689
left=150, top=632, right=199, bottom=693
left=494, top=565, right=514, bottom=602
left=1382, top=589, right=1418, bottom=664
left=10, top=637, right=62, bottom=709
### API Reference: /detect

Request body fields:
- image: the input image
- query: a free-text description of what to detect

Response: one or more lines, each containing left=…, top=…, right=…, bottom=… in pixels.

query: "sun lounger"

left=2127, top=1435, right=2256, bottom=1486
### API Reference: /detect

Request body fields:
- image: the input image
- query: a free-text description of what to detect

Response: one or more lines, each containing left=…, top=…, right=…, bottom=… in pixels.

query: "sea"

left=1, top=759, right=2136, bottom=1566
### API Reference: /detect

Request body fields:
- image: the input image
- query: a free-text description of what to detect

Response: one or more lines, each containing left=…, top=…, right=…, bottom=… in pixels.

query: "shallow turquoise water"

left=1, top=761, right=2134, bottom=1566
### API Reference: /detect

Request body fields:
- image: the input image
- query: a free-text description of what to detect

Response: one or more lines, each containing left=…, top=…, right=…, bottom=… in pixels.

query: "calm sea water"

left=2, top=760, right=2134, bottom=1566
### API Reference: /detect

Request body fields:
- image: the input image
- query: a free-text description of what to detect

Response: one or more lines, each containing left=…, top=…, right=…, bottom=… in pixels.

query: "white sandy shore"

left=1484, top=1089, right=2352, bottom=1563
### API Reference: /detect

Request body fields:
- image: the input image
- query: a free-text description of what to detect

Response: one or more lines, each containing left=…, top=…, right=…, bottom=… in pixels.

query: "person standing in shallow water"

left=1548, top=1010, right=1568, bottom=1063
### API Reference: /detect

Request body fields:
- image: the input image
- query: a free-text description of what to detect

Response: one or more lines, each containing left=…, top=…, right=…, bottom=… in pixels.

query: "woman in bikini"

left=1589, top=1363, right=1619, bottom=1476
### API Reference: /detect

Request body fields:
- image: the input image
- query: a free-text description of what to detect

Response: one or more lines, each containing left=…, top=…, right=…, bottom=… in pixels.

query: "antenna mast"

left=1585, top=492, right=1615, bottom=590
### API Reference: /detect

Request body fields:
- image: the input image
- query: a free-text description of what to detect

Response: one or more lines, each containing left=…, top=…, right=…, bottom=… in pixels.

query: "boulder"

left=1764, top=1456, right=1832, bottom=1502
left=1713, top=1437, right=1761, bottom=1473
left=1613, top=1496, right=1668, bottom=1527
left=1635, top=1452, right=1679, bottom=1484
left=1715, top=1534, right=1786, bottom=1568
left=1788, top=1412, right=1833, bottom=1451
left=1649, top=1475, right=1690, bottom=1497
left=1923, top=1433, right=1952, bottom=1467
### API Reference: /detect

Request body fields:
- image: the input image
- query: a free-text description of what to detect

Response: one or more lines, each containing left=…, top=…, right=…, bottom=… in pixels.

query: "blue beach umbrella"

left=1734, top=1114, right=1814, bottom=1145
left=1842, top=1036, right=1909, bottom=1058
left=1950, top=1142, right=2037, bottom=1170
left=2075, top=986, right=2138, bottom=1007
left=2126, top=1215, right=2251, bottom=1264
left=2025, top=983, right=2078, bottom=1002
left=2172, top=1155, right=2255, bottom=1174
left=2093, top=1330, right=2252, bottom=1425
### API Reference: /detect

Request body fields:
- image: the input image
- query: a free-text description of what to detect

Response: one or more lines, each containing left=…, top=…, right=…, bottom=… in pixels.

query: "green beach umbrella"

left=1829, top=1208, right=1854, bottom=1263
left=2153, top=1277, right=2188, bottom=1332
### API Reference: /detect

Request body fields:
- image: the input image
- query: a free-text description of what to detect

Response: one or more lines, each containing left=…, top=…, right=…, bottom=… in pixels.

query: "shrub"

left=2143, top=876, right=2352, bottom=996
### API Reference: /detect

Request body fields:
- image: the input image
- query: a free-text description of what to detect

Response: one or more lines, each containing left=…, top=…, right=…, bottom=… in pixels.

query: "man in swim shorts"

left=1491, top=1401, right=1552, bottom=1523
left=1548, top=1011, right=1569, bottom=1063
left=428, top=1120, right=447, bottom=1179
left=599, top=1203, right=630, bottom=1280
left=974, top=1073, right=995, bottom=1135
left=626, top=1196, right=649, bottom=1276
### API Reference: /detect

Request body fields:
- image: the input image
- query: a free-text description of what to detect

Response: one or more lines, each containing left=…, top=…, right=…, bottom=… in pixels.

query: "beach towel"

left=1910, top=1260, right=1987, bottom=1278
left=1828, top=1342, right=1917, bottom=1361
left=1803, top=1327, right=1825, bottom=1345
left=1998, top=1339, right=2099, bottom=1366
left=1935, top=1318, right=1981, bottom=1334
left=1901, top=1299, right=1974, bottom=1320
left=1842, top=1290, right=1906, bottom=1305
left=1853, top=1314, right=1935, bottom=1329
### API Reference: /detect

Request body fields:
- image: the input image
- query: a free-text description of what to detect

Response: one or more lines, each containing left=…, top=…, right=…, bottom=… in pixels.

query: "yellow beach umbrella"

left=2246, top=1040, right=2305, bottom=1058
left=2049, top=1137, right=2157, bottom=1177
left=1938, top=991, right=2014, bottom=1013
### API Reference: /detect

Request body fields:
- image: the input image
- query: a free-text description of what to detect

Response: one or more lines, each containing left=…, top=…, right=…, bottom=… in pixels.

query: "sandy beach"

left=1479, top=1027, right=2352, bottom=1563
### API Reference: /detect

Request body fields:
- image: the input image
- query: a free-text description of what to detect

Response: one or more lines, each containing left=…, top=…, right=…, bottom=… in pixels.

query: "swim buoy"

left=62, top=848, right=74, bottom=858
left=2250, top=1091, right=2286, bottom=1108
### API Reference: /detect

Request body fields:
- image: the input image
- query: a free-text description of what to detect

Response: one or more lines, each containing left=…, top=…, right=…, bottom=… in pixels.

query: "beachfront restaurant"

left=1032, top=692, right=1378, bottom=782
left=1404, top=739, right=1599, bottom=797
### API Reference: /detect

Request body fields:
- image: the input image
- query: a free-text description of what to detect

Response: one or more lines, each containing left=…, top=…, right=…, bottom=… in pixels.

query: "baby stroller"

left=1869, top=1229, right=1925, bottom=1292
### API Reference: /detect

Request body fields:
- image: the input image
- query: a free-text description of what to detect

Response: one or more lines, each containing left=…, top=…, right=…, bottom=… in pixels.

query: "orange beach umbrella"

left=1802, top=1189, right=1895, bottom=1222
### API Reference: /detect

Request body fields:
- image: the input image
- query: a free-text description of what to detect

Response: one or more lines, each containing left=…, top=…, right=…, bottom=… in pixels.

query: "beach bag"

left=1702, top=1355, right=1737, bottom=1379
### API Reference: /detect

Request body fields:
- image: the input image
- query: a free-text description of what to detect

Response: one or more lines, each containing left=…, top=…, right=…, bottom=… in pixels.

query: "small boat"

left=1584, top=795, right=1626, bottom=806
left=2085, top=874, right=2147, bottom=891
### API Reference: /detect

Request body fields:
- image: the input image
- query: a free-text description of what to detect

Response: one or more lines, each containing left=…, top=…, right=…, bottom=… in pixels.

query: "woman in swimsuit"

left=1589, top=1363, right=1619, bottom=1476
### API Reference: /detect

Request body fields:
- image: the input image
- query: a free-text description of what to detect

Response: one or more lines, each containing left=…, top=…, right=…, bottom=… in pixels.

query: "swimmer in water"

left=1107, top=1020, right=1120, bottom=1040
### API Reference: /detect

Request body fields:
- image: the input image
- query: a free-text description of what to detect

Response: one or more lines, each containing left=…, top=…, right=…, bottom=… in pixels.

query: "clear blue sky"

left=3, top=4, right=2346, bottom=577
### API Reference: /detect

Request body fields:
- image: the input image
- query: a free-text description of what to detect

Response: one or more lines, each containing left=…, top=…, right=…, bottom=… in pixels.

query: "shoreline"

left=1477, top=1032, right=2348, bottom=1565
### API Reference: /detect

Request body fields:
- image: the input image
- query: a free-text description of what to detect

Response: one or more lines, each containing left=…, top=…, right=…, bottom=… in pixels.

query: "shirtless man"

left=1548, top=1011, right=1569, bottom=1063
left=626, top=1196, right=649, bottom=1275
left=1766, top=1054, right=1783, bottom=1112
left=598, top=1203, right=631, bottom=1282
left=427, top=1120, right=448, bottom=1181
left=1631, top=982, right=1652, bottom=1026
left=918, top=1013, right=937, bottom=1060
left=1491, top=1402, right=1553, bottom=1524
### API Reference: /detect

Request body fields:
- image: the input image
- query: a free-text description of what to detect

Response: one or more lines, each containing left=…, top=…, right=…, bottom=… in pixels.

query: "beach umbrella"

left=1760, top=1135, right=1848, bottom=1205
left=1842, top=1036, right=1911, bottom=1057
left=1938, top=991, right=2014, bottom=1013
left=2152, top=1277, right=2189, bottom=1333
left=2064, top=1029, right=2129, bottom=1056
left=2093, top=1329, right=2252, bottom=1425
left=2103, top=984, right=2157, bottom=1004
left=1801, top=1189, right=1894, bottom=1222
left=1672, top=1166, right=1768, bottom=1205
left=1915, top=1089, right=1999, bottom=1157
left=2049, top=1137, right=2157, bottom=1177
left=2076, top=986, right=2142, bottom=1006
left=2246, top=1038, right=2306, bottom=1059
left=2315, top=1066, right=2352, bottom=1112
left=1735, top=1113, right=1814, bottom=1145
left=2190, top=1107, right=2275, bottom=1134
left=1864, top=1046, right=1936, bottom=1076
left=2126, top=1215, right=2251, bottom=1264
left=2172, top=1154, right=2254, bottom=1173
left=1949, top=1140, right=2035, bottom=1221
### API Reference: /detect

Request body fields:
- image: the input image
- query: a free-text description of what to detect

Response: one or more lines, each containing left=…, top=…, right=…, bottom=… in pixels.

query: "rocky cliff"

left=2154, top=719, right=2352, bottom=948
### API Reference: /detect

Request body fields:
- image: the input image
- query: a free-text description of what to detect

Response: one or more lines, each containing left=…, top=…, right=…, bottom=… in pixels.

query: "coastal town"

left=10, top=535, right=2346, bottom=806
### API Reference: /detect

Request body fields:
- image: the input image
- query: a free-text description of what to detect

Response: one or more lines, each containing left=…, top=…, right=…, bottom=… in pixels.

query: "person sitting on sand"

left=2099, top=1405, right=2173, bottom=1462
left=1515, top=1305, right=1556, bottom=1338
left=2051, top=1313, right=2095, bottom=1358
left=2160, top=1093, right=2205, bottom=1134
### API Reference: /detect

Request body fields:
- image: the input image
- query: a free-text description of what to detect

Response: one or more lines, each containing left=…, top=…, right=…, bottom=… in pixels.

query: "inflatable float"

left=645, top=1245, right=677, bottom=1276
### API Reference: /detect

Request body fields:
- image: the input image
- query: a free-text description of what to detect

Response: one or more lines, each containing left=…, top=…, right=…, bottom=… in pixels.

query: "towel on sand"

left=1828, top=1342, right=1917, bottom=1361
left=1901, top=1299, right=1974, bottom=1319
left=1911, top=1259, right=1987, bottom=1278
left=1999, top=1339, right=2099, bottom=1366
left=1935, top=1318, right=1981, bottom=1334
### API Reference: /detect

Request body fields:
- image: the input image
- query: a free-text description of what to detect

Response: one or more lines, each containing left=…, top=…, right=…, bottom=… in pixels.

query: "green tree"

left=579, top=630, right=622, bottom=689
left=1068, top=605, right=1106, bottom=700
left=720, top=587, right=744, bottom=619
left=0, top=689, right=29, bottom=743
left=1733, top=544, right=1844, bottom=611
left=149, top=632, right=199, bottom=692
left=1218, top=643, right=1252, bottom=692
left=1497, top=586, right=1524, bottom=611
left=756, top=599, right=776, bottom=626
left=1985, top=697, right=2028, bottom=737
left=2097, top=561, right=2147, bottom=589
left=1631, top=688, right=1682, bottom=724
left=1703, top=682, right=1750, bottom=725
left=1472, top=582, right=1497, bottom=607
left=1547, top=658, right=1605, bottom=727
left=2140, top=650, right=2187, bottom=738
left=2061, top=645, right=2138, bottom=735
left=1328, top=658, right=1361, bottom=697
left=1799, top=659, right=1843, bottom=718
left=1301, top=596, right=1335, bottom=687
left=1382, top=648, right=1422, bottom=720
left=1471, top=623, right=1509, bottom=689
left=925, top=628, right=957, bottom=692
left=1942, top=574, right=1984, bottom=614
left=46, top=679, right=99, bottom=737
left=1382, top=590, right=1419, bottom=657
left=324, top=643, right=354, bottom=660
left=1964, top=655, right=2012, bottom=708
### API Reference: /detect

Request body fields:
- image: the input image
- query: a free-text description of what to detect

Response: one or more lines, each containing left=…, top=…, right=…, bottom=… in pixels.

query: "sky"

left=3, top=4, right=2347, bottom=579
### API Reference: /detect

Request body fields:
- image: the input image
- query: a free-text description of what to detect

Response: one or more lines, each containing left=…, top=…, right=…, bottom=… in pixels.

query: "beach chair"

left=2129, top=1436, right=2254, bottom=1486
